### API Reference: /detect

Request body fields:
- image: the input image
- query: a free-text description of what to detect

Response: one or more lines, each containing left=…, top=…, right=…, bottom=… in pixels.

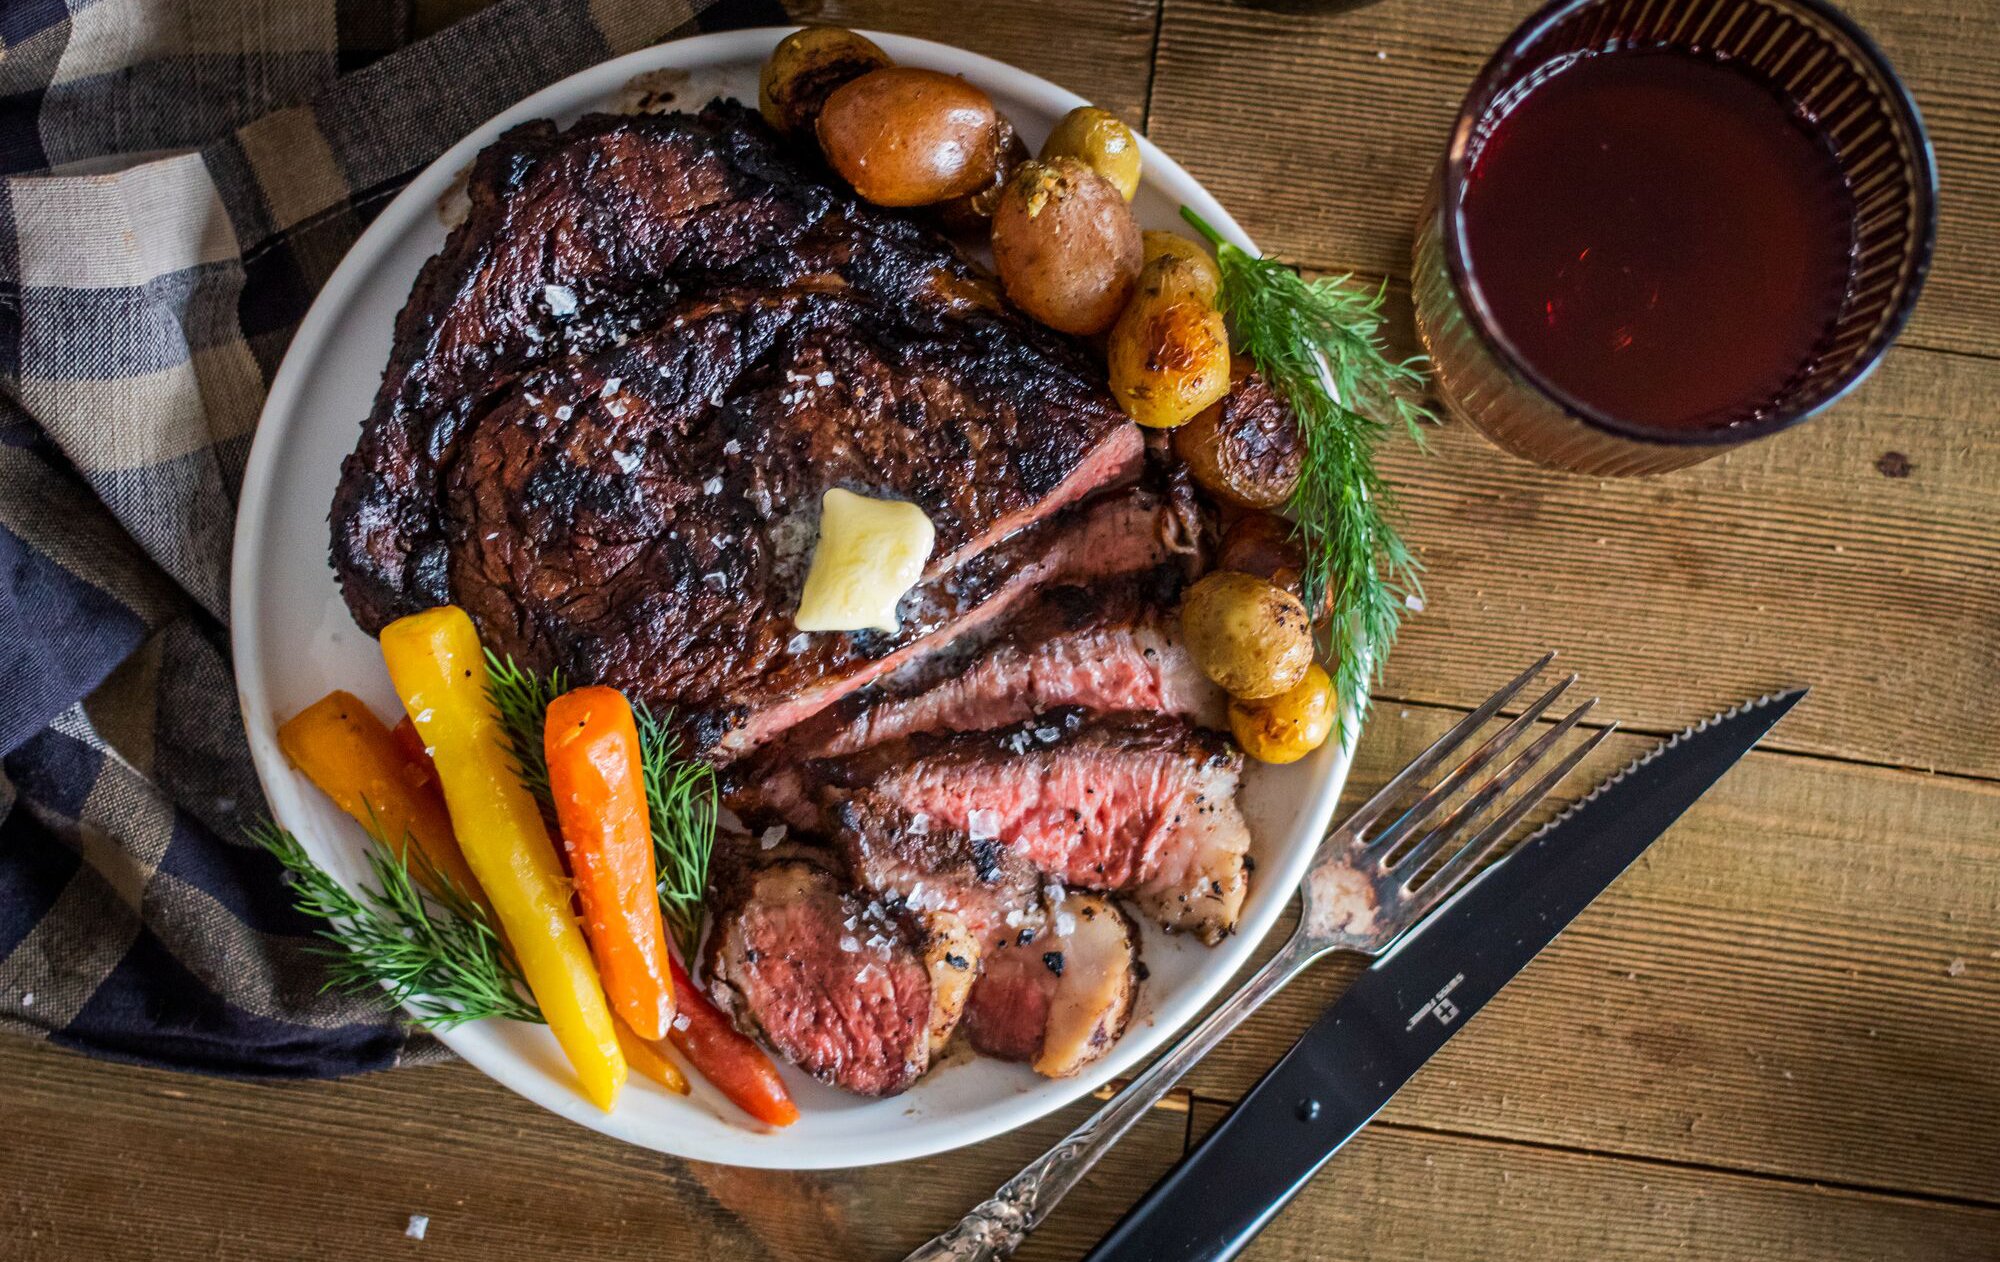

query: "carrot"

left=383, top=607, right=625, bottom=1111
left=543, top=686, right=677, bottom=1042
left=277, top=691, right=485, bottom=903
left=666, top=955, right=799, bottom=1128
left=389, top=716, right=437, bottom=790
left=615, top=1017, right=691, bottom=1095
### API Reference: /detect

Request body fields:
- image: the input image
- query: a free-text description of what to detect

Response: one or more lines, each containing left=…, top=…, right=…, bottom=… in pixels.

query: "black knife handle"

left=1084, top=999, right=1395, bottom=1262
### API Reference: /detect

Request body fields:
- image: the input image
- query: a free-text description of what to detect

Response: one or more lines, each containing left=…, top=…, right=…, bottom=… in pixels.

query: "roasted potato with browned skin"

left=1216, top=510, right=1331, bottom=621
left=817, top=67, right=1000, bottom=207
left=759, top=28, right=891, bottom=136
left=1180, top=571, right=1314, bottom=700
left=1173, top=359, right=1305, bottom=508
left=933, top=117, right=1028, bottom=236
left=991, top=157, right=1142, bottom=335
left=1040, top=106, right=1141, bottom=200
left=1140, top=230, right=1221, bottom=305
left=1108, top=254, right=1231, bottom=428
left=1229, top=661, right=1336, bottom=764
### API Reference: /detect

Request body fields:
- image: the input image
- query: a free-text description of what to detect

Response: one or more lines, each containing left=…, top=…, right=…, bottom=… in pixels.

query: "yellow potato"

left=1040, top=106, right=1141, bottom=200
left=990, top=158, right=1142, bottom=335
left=1229, top=662, right=1336, bottom=764
left=816, top=67, right=1000, bottom=207
left=1108, top=266, right=1231, bottom=428
left=1179, top=571, right=1314, bottom=700
left=1140, top=230, right=1221, bottom=305
left=759, top=27, right=891, bottom=136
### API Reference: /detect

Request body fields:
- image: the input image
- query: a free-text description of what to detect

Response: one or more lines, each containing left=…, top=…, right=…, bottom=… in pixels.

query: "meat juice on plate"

left=1458, top=46, right=1858, bottom=432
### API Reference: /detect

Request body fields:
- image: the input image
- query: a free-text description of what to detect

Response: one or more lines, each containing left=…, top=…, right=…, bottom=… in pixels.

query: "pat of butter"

left=794, top=488, right=936, bottom=633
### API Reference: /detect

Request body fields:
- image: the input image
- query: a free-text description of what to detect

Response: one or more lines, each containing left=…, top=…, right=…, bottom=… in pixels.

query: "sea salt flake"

left=1405, top=593, right=1426, bottom=612
left=908, top=813, right=929, bottom=835
left=788, top=633, right=813, bottom=654
left=554, top=404, right=573, bottom=421
left=702, top=572, right=729, bottom=591
left=405, top=1215, right=430, bottom=1241
left=600, top=377, right=622, bottom=397
left=703, top=476, right=724, bottom=495
left=672, top=1012, right=692, bottom=1032
left=967, top=808, right=1001, bottom=841
left=814, top=371, right=835, bottom=387
left=611, top=448, right=641, bottom=473
left=840, top=936, right=860, bottom=953
left=543, top=284, right=577, bottom=316
left=19, top=992, right=32, bottom=1007
left=1054, top=912, right=1076, bottom=937
left=723, top=439, right=741, bottom=455
left=760, top=824, right=788, bottom=851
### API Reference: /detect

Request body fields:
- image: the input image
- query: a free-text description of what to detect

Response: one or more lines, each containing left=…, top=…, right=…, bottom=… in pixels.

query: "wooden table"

left=7, top=1, right=1998, bottom=1257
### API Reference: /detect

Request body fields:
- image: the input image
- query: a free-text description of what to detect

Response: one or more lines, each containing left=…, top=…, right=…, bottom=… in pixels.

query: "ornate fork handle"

left=904, top=931, right=1320, bottom=1262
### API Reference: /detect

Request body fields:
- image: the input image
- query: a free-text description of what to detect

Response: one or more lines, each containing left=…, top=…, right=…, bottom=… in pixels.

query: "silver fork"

left=904, top=653, right=1614, bottom=1262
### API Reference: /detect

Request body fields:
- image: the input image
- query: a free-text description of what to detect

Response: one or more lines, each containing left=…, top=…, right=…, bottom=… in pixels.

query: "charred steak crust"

left=332, top=101, right=1140, bottom=756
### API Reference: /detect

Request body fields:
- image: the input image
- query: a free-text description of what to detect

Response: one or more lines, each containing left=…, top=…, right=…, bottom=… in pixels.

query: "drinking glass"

left=1412, top=0, right=1937, bottom=476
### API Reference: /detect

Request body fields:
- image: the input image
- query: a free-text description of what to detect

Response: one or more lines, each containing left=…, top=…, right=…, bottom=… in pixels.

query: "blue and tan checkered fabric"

left=0, top=0, right=777, bottom=1077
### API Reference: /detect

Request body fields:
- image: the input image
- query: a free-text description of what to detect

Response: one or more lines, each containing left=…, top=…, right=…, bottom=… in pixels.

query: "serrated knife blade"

left=1083, top=688, right=1808, bottom=1262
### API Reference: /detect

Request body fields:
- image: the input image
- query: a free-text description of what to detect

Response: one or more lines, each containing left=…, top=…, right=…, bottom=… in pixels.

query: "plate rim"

left=230, top=24, right=1356, bottom=1169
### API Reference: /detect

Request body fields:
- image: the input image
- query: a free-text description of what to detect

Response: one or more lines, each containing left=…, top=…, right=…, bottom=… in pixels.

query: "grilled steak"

left=331, top=101, right=1144, bottom=756
left=730, top=572, right=1224, bottom=826
left=960, top=892, right=1138, bottom=1077
left=807, top=710, right=1252, bottom=943
left=703, top=844, right=937, bottom=1097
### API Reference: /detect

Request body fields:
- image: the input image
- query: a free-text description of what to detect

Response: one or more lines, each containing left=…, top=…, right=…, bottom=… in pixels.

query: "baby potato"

left=1173, top=359, right=1304, bottom=508
left=1140, top=230, right=1221, bottom=305
left=759, top=27, right=891, bottom=136
left=1217, top=511, right=1315, bottom=609
left=817, top=67, right=1000, bottom=207
left=1040, top=106, right=1141, bottom=200
left=1180, top=571, right=1314, bottom=700
left=991, top=157, right=1143, bottom=335
left=1229, top=662, right=1336, bottom=764
left=1108, top=270, right=1231, bottom=429
left=933, top=117, right=1028, bottom=236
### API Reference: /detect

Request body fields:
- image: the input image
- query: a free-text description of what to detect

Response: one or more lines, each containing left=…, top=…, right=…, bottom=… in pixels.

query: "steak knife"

left=1083, top=687, right=1806, bottom=1262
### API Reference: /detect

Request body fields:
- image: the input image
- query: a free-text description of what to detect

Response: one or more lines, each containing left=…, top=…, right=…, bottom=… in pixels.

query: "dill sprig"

left=1182, top=207, right=1434, bottom=725
left=486, top=655, right=717, bottom=962
left=248, top=818, right=542, bottom=1028
left=484, top=650, right=564, bottom=801
left=635, top=704, right=718, bottom=963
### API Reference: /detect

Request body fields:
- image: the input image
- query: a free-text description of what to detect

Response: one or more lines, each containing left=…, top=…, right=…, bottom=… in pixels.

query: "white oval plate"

left=231, top=27, right=1355, bottom=1169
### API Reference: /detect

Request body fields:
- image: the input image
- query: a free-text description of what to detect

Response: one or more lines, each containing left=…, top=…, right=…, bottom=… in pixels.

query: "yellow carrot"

left=380, top=606, right=625, bottom=1111
left=277, top=691, right=486, bottom=903
left=614, top=1017, right=691, bottom=1095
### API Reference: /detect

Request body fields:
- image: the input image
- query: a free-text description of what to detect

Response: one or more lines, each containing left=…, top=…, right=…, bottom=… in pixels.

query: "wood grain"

left=1375, top=341, right=2000, bottom=780
left=1147, top=0, right=2000, bottom=359
left=0, top=1037, right=1191, bottom=1262
left=1179, top=1103, right=2000, bottom=1262
left=796, top=0, right=1161, bottom=123
left=1176, top=700, right=2000, bottom=1204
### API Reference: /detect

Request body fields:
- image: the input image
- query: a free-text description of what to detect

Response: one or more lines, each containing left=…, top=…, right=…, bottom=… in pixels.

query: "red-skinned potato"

left=933, top=117, right=1028, bottom=236
left=816, top=67, right=999, bottom=207
left=1217, top=511, right=1330, bottom=622
left=990, top=157, right=1142, bottom=335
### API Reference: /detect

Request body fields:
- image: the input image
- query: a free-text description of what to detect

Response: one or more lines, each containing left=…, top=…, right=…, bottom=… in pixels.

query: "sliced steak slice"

left=808, top=711, right=1252, bottom=943
left=728, top=565, right=1219, bottom=826
left=704, top=848, right=934, bottom=1097
left=961, top=892, right=1138, bottom=1077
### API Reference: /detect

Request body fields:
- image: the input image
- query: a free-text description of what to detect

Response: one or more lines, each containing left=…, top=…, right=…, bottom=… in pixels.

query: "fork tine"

left=1388, top=696, right=1597, bottom=881
left=1369, top=673, right=1577, bottom=862
left=1340, top=651, right=1557, bottom=838
left=1401, top=721, right=1619, bottom=924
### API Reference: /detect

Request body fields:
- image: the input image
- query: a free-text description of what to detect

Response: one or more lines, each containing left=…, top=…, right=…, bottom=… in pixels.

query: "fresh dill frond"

left=484, top=650, right=564, bottom=801
left=1182, top=207, right=1434, bottom=727
left=485, top=655, right=717, bottom=962
left=634, top=703, right=718, bottom=963
left=249, top=818, right=542, bottom=1028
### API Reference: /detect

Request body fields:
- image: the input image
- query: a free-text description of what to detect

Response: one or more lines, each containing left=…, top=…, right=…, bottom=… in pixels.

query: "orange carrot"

left=278, top=691, right=485, bottom=902
left=389, top=716, right=437, bottom=790
left=615, top=1017, right=691, bottom=1095
left=543, top=686, right=677, bottom=1042
left=667, top=955, right=799, bottom=1128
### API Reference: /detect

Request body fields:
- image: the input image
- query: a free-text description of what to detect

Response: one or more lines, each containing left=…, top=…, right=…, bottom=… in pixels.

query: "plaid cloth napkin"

left=0, top=0, right=780, bottom=1077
